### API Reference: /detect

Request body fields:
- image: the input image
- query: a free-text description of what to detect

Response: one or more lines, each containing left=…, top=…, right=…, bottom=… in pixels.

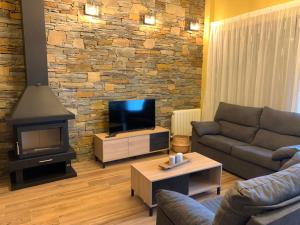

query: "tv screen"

left=109, top=99, right=155, bottom=135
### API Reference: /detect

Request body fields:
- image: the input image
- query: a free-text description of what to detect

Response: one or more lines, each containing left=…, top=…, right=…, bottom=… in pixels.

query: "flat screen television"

left=109, top=99, right=155, bottom=135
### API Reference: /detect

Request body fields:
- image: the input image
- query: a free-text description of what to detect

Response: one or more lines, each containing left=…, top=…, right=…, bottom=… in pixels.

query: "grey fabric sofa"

left=192, top=102, right=300, bottom=179
left=156, top=164, right=300, bottom=225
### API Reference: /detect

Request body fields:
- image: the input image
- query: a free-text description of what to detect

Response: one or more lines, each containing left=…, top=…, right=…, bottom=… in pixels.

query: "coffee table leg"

left=131, top=189, right=134, bottom=197
left=149, top=207, right=153, bottom=216
left=217, top=187, right=221, bottom=195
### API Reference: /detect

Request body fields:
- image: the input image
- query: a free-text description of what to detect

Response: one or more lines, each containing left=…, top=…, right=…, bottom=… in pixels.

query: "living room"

left=0, top=0, right=300, bottom=224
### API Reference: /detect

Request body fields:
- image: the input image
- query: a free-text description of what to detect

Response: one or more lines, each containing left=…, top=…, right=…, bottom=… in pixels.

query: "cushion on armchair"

left=272, top=145, right=300, bottom=161
left=213, top=164, right=300, bottom=225
left=192, top=121, right=220, bottom=137
left=156, top=190, right=214, bottom=225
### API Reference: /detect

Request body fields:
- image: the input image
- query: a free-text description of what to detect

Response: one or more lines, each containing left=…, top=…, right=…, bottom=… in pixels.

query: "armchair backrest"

left=212, top=164, right=300, bottom=225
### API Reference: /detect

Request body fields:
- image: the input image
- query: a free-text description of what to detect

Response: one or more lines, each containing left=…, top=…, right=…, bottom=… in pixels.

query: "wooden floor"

left=0, top=153, right=241, bottom=225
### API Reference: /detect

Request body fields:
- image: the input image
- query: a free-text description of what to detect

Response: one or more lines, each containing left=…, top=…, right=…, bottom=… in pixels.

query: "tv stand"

left=105, top=133, right=117, bottom=138
left=94, top=126, right=170, bottom=168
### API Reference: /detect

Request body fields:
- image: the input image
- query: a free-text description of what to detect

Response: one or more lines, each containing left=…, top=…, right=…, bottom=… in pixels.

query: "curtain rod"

left=212, top=0, right=300, bottom=25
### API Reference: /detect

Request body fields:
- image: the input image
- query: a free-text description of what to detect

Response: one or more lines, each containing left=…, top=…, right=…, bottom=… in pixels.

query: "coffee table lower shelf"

left=131, top=182, right=221, bottom=216
left=131, top=153, right=222, bottom=216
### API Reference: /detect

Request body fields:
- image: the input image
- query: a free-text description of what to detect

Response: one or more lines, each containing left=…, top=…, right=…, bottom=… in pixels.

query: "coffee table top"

left=131, top=152, right=222, bottom=182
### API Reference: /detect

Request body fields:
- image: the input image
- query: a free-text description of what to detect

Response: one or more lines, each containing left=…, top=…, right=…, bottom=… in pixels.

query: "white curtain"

left=203, top=2, right=300, bottom=121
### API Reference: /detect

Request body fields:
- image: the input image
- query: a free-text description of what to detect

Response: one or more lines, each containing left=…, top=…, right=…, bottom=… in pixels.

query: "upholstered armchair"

left=156, top=164, right=300, bottom=225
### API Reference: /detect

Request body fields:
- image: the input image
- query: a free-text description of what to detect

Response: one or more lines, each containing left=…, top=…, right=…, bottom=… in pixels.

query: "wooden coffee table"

left=131, top=152, right=222, bottom=216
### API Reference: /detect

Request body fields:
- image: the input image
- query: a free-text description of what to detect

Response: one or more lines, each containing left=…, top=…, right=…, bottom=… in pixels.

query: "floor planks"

left=0, top=153, right=242, bottom=225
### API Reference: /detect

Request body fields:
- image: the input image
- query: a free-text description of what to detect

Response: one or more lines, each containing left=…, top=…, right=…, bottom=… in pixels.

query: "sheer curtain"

left=202, top=2, right=300, bottom=121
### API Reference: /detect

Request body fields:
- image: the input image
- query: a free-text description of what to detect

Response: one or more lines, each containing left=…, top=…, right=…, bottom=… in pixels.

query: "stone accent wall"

left=0, top=0, right=204, bottom=175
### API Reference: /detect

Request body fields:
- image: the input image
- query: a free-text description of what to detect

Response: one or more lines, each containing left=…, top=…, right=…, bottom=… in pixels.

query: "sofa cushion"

left=156, top=190, right=214, bottom=225
left=213, top=164, right=300, bottom=225
left=214, top=102, right=262, bottom=127
left=199, top=135, right=248, bottom=154
left=252, top=129, right=300, bottom=150
left=219, top=121, right=258, bottom=143
left=260, top=107, right=300, bottom=136
left=272, top=145, right=300, bottom=161
left=231, top=145, right=281, bottom=171
left=192, top=121, right=220, bottom=137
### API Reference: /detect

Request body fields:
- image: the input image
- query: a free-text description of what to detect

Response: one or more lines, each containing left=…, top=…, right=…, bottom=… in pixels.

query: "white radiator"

left=171, top=108, right=201, bottom=136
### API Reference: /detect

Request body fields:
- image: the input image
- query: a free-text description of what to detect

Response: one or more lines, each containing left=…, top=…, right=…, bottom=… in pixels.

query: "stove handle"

left=39, top=159, right=53, bottom=163
left=16, top=142, right=20, bottom=155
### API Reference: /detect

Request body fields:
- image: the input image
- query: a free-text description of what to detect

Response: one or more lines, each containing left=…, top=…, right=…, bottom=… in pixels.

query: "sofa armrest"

left=156, top=190, right=214, bottom=225
left=191, top=121, right=220, bottom=137
left=246, top=201, right=300, bottom=225
left=272, top=145, right=300, bottom=161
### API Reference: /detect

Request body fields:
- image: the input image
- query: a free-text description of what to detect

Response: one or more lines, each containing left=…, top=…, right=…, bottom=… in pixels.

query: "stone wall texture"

left=0, top=0, right=204, bottom=175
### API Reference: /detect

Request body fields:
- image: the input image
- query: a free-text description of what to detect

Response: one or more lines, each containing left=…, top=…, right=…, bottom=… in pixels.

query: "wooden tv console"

left=94, top=126, right=170, bottom=168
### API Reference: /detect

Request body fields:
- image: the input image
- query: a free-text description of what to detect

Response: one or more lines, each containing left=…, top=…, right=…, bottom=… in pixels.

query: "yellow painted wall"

left=201, top=0, right=295, bottom=108
left=211, top=0, right=294, bottom=21
left=212, top=0, right=252, bottom=21
left=252, top=0, right=295, bottom=11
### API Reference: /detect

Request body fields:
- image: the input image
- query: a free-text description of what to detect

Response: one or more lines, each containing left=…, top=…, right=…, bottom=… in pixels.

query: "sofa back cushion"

left=214, top=102, right=263, bottom=127
left=260, top=107, right=300, bottom=136
left=252, top=129, right=300, bottom=150
left=213, top=164, right=300, bottom=225
left=219, top=121, right=258, bottom=143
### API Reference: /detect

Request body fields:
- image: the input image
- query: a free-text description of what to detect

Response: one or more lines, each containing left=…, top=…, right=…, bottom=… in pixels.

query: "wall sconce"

left=85, top=3, right=99, bottom=17
left=189, top=20, right=200, bottom=31
left=143, top=14, right=156, bottom=25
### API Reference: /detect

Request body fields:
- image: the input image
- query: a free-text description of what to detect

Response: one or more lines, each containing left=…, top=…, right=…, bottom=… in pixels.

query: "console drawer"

left=103, top=138, right=129, bottom=162
left=129, top=135, right=150, bottom=157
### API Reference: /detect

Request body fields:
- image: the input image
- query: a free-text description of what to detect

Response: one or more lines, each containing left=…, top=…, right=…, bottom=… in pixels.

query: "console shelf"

left=94, top=126, right=170, bottom=168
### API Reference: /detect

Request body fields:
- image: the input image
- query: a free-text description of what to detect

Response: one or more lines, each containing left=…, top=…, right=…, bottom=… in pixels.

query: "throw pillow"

left=272, top=145, right=300, bottom=161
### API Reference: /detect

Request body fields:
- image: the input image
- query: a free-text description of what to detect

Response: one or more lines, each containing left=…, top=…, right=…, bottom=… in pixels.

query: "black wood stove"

left=6, top=0, right=77, bottom=190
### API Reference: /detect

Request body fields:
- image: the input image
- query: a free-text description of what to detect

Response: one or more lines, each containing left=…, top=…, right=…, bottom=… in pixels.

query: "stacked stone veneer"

left=0, top=0, right=203, bottom=175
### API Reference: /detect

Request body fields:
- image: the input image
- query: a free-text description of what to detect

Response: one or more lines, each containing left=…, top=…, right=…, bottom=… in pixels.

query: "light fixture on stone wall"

left=143, top=14, right=156, bottom=25
left=189, top=20, right=200, bottom=31
left=85, top=3, right=99, bottom=16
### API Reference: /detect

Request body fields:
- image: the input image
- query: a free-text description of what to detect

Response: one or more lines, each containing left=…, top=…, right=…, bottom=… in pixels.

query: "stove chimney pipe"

left=21, top=0, right=48, bottom=86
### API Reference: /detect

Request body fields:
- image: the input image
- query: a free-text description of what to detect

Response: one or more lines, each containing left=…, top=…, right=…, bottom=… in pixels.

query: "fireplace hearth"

left=6, top=0, right=77, bottom=190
